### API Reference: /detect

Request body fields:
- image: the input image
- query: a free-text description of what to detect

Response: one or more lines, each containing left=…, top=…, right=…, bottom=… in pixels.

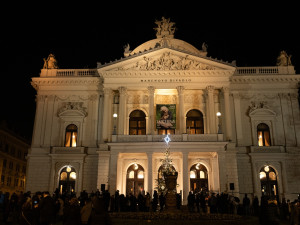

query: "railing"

left=235, top=66, right=295, bottom=75
left=40, top=69, right=98, bottom=77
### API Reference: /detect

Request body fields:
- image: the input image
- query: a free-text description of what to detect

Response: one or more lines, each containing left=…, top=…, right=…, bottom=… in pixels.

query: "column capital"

left=206, top=85, right=215, bottom=93
left=118, top=86, right=127, bottom=95
left=222, top=86, right=230, bottom=94
left=103, top=87, right=113, bottom=96
left=147, top=86, right=155, bottom=95
left=176, top=86, right=185, bottom=95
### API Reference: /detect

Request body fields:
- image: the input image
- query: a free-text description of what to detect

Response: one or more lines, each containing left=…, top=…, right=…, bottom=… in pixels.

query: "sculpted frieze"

left=58, top=102, right=87, bottom=117
left=117, top=52, right=217, bottom=71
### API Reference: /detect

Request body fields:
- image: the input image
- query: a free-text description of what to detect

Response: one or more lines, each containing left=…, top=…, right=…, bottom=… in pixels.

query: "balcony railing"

left=51, top=147, right=86, bottom=154
left=112, top=134, right=224, bottom=143
left=40, top=69, right=98, bottom=77
left=235, top=66, right=295, bottom=75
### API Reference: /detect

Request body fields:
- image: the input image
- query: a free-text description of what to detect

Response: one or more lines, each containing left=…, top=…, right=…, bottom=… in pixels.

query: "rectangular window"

left=9, top=162, right=13, bottom=170
left=1, top=175, right=4, bottom=184
left=3, top=159, right=7, bottom=168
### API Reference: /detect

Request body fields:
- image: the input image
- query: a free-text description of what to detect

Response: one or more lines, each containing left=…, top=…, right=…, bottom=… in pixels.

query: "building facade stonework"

left=26, top=18, right=300, bottom=204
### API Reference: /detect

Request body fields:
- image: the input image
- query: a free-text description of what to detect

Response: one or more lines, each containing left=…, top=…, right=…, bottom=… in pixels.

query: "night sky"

left=1, top=2, right=299, bottom=141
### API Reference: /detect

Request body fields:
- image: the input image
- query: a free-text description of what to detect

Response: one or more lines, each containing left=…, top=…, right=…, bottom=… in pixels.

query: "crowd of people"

left=0, top=189, right=299, bottom=225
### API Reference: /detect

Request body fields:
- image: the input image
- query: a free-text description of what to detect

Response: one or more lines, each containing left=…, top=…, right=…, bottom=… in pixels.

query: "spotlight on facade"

left=113, top=113, right=118, bottom=118
left=264, top=166, right=270, bottom=172
left=66, top=166, right=72, bottom=173
left=216, top=112, right=221, bottom=117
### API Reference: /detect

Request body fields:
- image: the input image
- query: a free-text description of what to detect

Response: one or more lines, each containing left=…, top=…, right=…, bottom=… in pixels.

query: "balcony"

left=51, top=147, right=86, bottom=154
left=235, top=66, right=295, bottom=75
left=40, top=69, right=98, bottom=77
left=111, top=134, right=224, bottom=143
left=250, top=146, right=285, bottom=153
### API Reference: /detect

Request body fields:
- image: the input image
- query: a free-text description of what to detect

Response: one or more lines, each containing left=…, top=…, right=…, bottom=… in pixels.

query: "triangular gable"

left=98, top=48, right=235, bottom=73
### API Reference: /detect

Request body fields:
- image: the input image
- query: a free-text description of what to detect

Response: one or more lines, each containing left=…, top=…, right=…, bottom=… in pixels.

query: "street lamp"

left=113, top=113, right=118, bottom=135
left=216, top=112, right=222, bottom=134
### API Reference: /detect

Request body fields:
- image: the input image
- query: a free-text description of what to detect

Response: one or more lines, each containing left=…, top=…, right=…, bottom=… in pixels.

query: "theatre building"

left=26, top=17, right=300, bottom=204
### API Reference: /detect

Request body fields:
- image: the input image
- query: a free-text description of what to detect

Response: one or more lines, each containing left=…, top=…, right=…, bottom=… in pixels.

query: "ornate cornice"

left=231, top=76, right=300, bottom=83
left=100, top=70, right=233, bottom=78
left=31, top=77, right=101, bottom=88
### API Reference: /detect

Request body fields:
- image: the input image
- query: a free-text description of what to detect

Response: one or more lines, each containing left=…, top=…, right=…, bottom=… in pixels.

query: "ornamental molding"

left=115, top=52, right=217, bottom=71
left=231, top=76, right=300, bottom=83
left=100, top=70, right=232, bottom=79
left=57, top=102, right=87, bottom=117
left=31, top=78, right=101, bottom=88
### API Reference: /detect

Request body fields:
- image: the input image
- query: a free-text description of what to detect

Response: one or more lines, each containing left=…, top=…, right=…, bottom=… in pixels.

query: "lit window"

left=200, top=171, right=205, bottom=179
left=65, top=124, right=78, bottom=147
left=190, top=170, right=196, bottom=179
left=260, top=171, right=266, bottom=180
left=129, top=171, right=134, bottom=178
left=269, top=172, right=276, bottom=181
left=186, top=109, right=204, bottom=134
left=60, top=172, right=68, bottom=181
left=137, top=171, right=144, bottom=179
left=257, top=123, right=271, bottom=146
left=70, top=172, right=76, bottom=180
left=129, top=110, right=146, bottom=135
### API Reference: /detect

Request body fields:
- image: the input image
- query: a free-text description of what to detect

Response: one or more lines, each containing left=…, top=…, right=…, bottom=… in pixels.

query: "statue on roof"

left=276, top=50, right=292, bottom=66
left=43, top=54, right=58, bottom=69
left=154, top=17, right=176, bottom=39
left=123, top=43, right=131, bottom=57
left=201, top=42, right=208, bottom=52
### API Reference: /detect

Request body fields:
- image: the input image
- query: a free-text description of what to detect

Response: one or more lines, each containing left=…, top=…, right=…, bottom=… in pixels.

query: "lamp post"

left=113, top=113, right=118, bottom=135
left=216, top=112, right=222, bottom=134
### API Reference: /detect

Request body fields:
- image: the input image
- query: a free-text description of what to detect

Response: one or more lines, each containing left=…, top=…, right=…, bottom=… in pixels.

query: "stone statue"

left=201, top=42, right=208, bottom=52
left=123, top=43, right=131, bottom=57
left=154, top=17, right=176, bottom=38
left=276, top=50, right=292, bottom=66
left=43, top=54, right=58, bottom=69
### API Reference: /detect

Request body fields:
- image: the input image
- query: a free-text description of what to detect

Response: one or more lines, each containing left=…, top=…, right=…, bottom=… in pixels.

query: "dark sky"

left=1, top=2, right=299, bottom=141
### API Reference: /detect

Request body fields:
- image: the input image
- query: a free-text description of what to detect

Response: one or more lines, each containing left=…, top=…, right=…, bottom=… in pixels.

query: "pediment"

left=249, top=108, right=276, bottom=117
left=98, top=48, right=235, bottom=73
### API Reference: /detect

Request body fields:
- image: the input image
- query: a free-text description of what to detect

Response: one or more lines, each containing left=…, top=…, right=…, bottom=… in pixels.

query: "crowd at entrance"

left=1, top=188, right=300, bottom=225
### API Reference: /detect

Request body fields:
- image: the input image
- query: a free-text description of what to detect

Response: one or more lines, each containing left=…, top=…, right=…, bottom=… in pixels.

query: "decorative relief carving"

left=155, top=95, right=177, bottom=104
left=58, top=102, right=87, bottom=116
left=118, top=52, right=216, bottom=71
left=127, top=92, right=149, bottom=104
left=249, top=101, right=269, bottom=113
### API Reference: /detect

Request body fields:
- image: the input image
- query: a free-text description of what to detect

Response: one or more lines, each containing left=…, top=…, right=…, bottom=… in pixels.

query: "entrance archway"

left=126, top=163, right=144, bottom=196
left=190, top=163, right=208, bottom=193
left=259, top=166, right=278, bottom=199
left=59, top=166, right=76, bottom=195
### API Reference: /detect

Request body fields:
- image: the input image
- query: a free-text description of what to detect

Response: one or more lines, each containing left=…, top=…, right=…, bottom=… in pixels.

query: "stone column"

left=207, top=86, right=216, bottom=134
left=182, top=152, right=189, bottom=205
left=32, top=95, right=46, bottom=147
left=232, top=93, right=243, bottom=145
left=118, top=87, right=127, bottom=135
left=108, top=152, right=119, bottom=194
left=147, top=152, right=153, bottom=195
left=177, top=86, right=185, bottom=134
left=147, top=86, right=155, bottom=135
left=222, top=87, right=233, bottom=141
left=102, top=88, right=113, bottom=142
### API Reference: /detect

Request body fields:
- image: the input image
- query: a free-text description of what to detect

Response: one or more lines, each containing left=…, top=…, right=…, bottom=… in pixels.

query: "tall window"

left=186, top=109, right=204, bottom=134
left=129, top=110, right=146, bottom=135
left=65, top=124, right=78, bottom=147
left=257, top=123, right=271, bottom=146
left=190, top=163, right=208, bottom=193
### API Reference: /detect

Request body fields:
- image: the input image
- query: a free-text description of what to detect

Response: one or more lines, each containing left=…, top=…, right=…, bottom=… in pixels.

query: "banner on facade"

left=156, top=104, right=176, bottom=129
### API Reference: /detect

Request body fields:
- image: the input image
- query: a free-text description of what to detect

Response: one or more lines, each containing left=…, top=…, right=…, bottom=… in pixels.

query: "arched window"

left=65, top=124, right=78, bottom=147
left=190, top=163, right=208, bottom=193
left=129, top=110, right=146, bottom=135
left=59, top=166, right=76, bottom=195
left=257, top=123, right=271, bottom=146
left=186, top=110, right=204, bottom=134
left=126, top=163, right=144, bottom=196
left=260, top=166, right=278, bottom=199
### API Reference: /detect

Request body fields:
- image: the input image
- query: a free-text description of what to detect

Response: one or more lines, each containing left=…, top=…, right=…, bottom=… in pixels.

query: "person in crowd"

left=63, top=197, right=81, bottom=225
left=39, top=191, right=56, bottom=225
left=242, top=193, right=250, bottom=216
left=187, top=191, right=195, bottom=213
left=152, top=191, right=158, bottom=212
left=20, top=196, right=33, bottom=225
left=159, top=192, right=165, bottom=212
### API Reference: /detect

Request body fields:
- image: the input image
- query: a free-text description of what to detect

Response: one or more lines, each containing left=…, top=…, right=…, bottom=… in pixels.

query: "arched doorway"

left=190, top=163, right=208, bottom=193
left=126, top=163, right=144, bottom=196
left=259, top=166, right=278, bottom=199
left=59, top=166, right=76, bottom=195
left=157, top=165, right=176, bottom=193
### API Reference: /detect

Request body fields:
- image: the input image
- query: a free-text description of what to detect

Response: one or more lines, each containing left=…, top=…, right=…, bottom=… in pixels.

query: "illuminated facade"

left=26, top=18, right=300, bottom=203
